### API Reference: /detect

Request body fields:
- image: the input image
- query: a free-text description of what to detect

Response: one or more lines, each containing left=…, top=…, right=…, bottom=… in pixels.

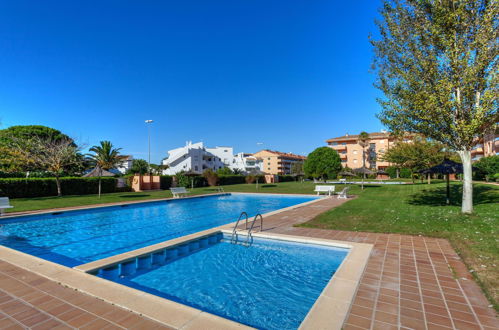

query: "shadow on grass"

left=408, top=185, right=497, bottom=206
left=261, top=184, right=277, bottom=188
left=119, top=194, right=151, bottom=198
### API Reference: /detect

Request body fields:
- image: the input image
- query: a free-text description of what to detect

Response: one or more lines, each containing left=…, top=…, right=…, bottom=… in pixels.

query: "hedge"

left=278, top=175, right=295, bottom=182
left=0, top=177, right=118, bottom=198
left=218, top=175, right=246, bottom=185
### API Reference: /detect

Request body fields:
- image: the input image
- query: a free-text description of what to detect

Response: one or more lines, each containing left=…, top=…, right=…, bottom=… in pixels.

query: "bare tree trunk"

left=55, top=176, right=62, bottom=197
left=458, top=150, right=473, bottom=214
left=396, top=168, right=399, bottom=179
left=98, top=167, right=102, bottom=199
left=98, top=177, right=102, bottom=198
left=427, top=173, right=431, bottom=185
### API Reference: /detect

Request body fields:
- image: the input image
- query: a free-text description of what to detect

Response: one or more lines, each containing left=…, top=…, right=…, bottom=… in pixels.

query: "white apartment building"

left=162, top=142, right=262, bottom=175
left=116, top=155, right=133, bottom=174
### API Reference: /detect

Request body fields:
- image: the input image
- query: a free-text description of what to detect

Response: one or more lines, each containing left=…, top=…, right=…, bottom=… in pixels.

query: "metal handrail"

left=245, top=214, right=263, bottom=246
left=231, top=212, right=248, bottom=244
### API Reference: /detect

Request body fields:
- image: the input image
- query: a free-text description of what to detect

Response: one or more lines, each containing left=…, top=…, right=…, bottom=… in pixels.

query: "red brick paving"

left=254, top=197, right=499, bottom=330
left=1, top=196, right=497, bottom=329
left=0, top=260, right=172, bottom=329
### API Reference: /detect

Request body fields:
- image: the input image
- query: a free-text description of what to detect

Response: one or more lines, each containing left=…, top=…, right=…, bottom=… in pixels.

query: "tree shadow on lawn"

left=119, top=194, right=151, bottom=198
left=408, top=185, right=497, bottom=206
left=261, top=184, right=277, bottom=188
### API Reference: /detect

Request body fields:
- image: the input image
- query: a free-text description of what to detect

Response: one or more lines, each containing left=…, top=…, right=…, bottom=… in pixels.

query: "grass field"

left=300, top=181, right=499, bottom=310
left=4, top=180, right=498, bottom=308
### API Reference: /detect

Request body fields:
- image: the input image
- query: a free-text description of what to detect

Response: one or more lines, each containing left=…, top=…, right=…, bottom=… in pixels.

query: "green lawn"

left=5, top=180, right=498, bottom=309
left=300, top=181, right=499, bottom=310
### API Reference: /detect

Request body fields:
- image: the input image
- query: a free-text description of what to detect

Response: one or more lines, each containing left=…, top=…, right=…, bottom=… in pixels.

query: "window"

left=268, top=167, right=271, bottom=170
left=268, top=157, right=271, bottom=160
left=330, top=142, right=338, bottom=146
left=353, top=150, right=358, bottom=155
left=194, top=166, right=198, bottom=171
left=268, top=162, right=270, bottom=165
left=353, top=159, right=358, bottom=164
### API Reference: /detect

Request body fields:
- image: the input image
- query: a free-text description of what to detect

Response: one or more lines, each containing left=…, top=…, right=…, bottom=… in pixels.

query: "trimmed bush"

left=160, top=175, right=174, bottom=189
left=0, top=177, right=118, bottom=198
left=218, top=175, right=245, bottom=185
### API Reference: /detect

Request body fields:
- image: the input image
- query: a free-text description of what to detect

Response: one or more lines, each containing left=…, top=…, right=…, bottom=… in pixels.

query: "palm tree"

left=88, top=141, right=122, bottom=198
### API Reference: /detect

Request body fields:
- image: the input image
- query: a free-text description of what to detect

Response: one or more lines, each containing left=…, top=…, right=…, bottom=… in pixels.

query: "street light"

left=145, top=120, right=153, bottom=174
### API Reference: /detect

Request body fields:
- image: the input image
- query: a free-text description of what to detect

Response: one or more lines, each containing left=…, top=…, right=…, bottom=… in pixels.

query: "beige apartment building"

left=326, top=132, right=408, bottom=170
left=471, top=131, right=498, bottom=160
left=252, top=150, right=306, bottom=175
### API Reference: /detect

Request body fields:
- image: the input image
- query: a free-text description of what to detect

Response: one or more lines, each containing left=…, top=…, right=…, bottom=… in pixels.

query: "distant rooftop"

left=326, top=131, right=391, bottom=143
left=254, top=149, right=306, bottom=160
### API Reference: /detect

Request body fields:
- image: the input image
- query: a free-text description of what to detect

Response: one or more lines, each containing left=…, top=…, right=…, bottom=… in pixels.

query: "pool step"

left=96, top=232, right=224, bottom=281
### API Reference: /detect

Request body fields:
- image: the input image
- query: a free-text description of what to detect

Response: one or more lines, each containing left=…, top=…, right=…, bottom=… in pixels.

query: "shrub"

left=160, top=175, right=173, bottom=189
left=218, top=175, right=245, bottom=185
left=0, top=177, right=118, bottom=198
left=175, top=174, right=206, bottom=188
left=203, top=169, right=219, bottom=186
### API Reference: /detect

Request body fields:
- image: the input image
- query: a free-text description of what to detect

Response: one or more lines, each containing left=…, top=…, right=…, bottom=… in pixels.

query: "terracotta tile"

left=66, top=312, right=97, bottom=328
left=373, top=320, right=398, bottom=329
left=349, top=304, right=373, bottom=319
left=425, top=312, right=453, bottom=328
left=452, top=319, right=481, bottom=330
left=374, top=310, right=398, bottom=325
left=347, top=315, right=371, bottom=329
left=31, top=318, right=66, bottom=330
left=401, top=316, right=427, bottom=329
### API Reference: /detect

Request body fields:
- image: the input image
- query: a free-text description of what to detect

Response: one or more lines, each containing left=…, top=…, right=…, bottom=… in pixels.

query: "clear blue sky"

left=0, top=1, right=385, bottom=163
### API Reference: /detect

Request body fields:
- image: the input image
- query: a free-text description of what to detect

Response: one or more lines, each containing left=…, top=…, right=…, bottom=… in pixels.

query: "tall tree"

left=372, top=0, right=498, bottom=213
left=0, top=125, right=75, bottom=173
left=128, top=159, right=149, bottom=175
left=380, top=137, right=452, bottom=182
left=11, top=136, right=82, bottom=196
left=357, top=131, right=370, bottom=178
left=89, top=141, right=122, bottom=198
left=303, top=147, right=343, bottom=180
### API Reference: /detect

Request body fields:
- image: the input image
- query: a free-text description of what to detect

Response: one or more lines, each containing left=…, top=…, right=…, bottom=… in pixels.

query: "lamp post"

left=145, top=120, right=153, bottom=174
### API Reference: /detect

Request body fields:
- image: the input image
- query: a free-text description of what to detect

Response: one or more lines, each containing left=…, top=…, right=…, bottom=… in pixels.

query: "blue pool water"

left=0, top=194, right=317, bottom=266
left=95, top=233, right=349, bottom=330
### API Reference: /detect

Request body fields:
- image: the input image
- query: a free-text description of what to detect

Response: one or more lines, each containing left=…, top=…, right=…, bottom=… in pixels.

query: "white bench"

left=339, top=178, right=347, bottom=183
left=314, top=185, right=335, bottom=196
left=337, top=187, right=350, bottom=199
left=170, top=187, right=190, bottom=198
left=0, top=197, right=14, bottom=215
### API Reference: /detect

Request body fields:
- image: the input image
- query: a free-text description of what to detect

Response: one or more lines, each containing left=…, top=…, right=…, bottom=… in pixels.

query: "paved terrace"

left=1, top=197, right=498, bottom=329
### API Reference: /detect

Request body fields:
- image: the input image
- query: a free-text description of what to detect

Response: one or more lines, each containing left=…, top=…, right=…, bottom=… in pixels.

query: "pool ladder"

left=230, top=212, right=263, bottom=246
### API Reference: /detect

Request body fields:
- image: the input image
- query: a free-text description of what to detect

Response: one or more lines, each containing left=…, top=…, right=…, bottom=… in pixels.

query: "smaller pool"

left=93, top=232, right=349, bottom=329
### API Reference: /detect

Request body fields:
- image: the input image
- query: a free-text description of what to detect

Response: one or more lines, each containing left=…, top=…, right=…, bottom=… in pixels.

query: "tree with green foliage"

left=474, top=155, right=499, bottom=182
left=129, top=159, right=149, bottom=175
left=303, top=147, right=343, bottom=180
left=291, top=161, right=304, bottom=178
left=216, top=167, right=233, bottom=175
left=380, top=137, right=452, bottom=183
left=357, top=131, right=370, bottom=177
left=89, top=141, right=122, bottom=198
left=372, top=0, right=498, bottom=213
left=11, top=136, right=82, bottom=196
left=0, top=125, right=75, bottom=172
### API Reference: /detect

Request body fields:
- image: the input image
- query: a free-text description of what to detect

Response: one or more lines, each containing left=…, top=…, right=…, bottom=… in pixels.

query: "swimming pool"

left=0, top=193, right=317, bottom=266
left=94, top=232, right=349, bottom=330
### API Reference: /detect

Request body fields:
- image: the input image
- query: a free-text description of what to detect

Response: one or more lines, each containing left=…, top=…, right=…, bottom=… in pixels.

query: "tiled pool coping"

left=0, top=193, right=372, bottom=329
